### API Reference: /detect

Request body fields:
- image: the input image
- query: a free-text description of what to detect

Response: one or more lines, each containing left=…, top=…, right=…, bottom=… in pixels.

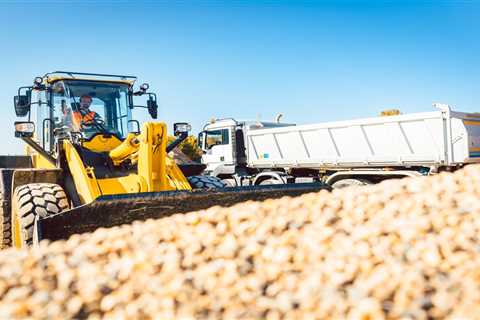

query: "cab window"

left=61, top=80, right=132, bottom=139
left=205, top=129, right=229, bottom=149
left=89, top=98, right=106, bottom=119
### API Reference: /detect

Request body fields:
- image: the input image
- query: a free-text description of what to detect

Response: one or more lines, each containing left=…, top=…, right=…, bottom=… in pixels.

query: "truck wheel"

left=0, top=196, right=11, bottom=249
left=222, top=178, right=237, bottom=187
left=259, top=178, right=283, bottom=185
left=188, top=176, right=227, bottom=190
left=331, top=178, right=371, bottom=189
left=11, top=183, right=70, bottom=248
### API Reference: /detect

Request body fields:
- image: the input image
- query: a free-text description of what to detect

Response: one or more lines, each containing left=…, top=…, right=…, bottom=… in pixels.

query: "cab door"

left=202, top=127, right=234, bottom=172
left=30, top=89, right=53, bottom=153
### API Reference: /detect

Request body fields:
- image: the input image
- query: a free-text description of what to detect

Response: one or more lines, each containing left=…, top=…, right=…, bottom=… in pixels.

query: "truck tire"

left=11, top=183, right=70, bottom=248
left=259, top=178, right=283, bottom=185
left=188, top=176, right=226, bottom=190
left=222, top=178, right=237, bottom=187
left=331, top=178, right=371, bottom=189
left=0, top=197, right=11, bottom=249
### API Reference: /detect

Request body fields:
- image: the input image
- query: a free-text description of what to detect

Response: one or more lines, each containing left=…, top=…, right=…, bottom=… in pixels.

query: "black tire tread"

left=188, top=176, right=226, bottom=190
left=12, top=183, right=69, bottom=246
left=0, top=196, right=11, bottom=249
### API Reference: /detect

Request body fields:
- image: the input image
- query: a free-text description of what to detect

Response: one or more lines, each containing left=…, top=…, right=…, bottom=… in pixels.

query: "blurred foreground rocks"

left=1, top=165, right=480, bottom=319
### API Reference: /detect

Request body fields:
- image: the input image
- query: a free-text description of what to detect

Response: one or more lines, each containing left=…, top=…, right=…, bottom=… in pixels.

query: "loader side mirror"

left=147, top=97, right=158, bottom=119
left=15, top=121, right=35, bottom=138
left=128, top=120, right=140, bottom=134
left=14, top=92, right=31, bottom=117
left=174, top=122, right=191, bottom=136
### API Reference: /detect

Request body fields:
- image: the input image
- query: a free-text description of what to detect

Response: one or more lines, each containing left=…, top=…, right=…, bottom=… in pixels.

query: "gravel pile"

left=1, top=166, right=480, bottom=319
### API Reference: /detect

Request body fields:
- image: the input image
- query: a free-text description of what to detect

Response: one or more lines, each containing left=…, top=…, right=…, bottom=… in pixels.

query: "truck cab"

left=199, top=119, right=237, bottom=176
left=198, top=118, right=294, bottom=185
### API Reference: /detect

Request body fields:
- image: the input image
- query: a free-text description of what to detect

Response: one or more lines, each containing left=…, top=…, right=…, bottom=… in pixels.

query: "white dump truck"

left=198, top=104, right=480, bottom=188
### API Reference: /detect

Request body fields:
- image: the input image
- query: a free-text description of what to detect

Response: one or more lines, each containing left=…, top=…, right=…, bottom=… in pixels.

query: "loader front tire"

left=11, top=183, right=70, bottom=248
left=0, top=196, right=11, bottom=249
left=188, top=176, right=226, bottom=190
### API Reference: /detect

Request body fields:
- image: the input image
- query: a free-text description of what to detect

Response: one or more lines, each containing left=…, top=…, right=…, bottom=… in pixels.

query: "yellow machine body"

left=26, top=122, right=191, bottom=206
left=62, top=122, right=191, bottom=204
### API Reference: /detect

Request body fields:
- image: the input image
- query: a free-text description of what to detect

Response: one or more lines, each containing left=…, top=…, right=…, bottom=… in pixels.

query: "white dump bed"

left=246, top=106, right=480, bottom=169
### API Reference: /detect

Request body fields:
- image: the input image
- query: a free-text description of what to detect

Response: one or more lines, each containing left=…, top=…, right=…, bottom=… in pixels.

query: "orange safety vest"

left=72, top=110, right=97, bottom=130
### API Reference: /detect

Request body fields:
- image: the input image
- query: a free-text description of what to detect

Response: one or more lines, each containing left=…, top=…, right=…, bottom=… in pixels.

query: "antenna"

left=275, top=113, right=283, bottom=123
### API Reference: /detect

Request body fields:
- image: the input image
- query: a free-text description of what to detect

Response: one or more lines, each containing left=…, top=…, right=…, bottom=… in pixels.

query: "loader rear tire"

left=188, top=176, right=226, bottom=190
left=11, top=183, right=70, bottom=248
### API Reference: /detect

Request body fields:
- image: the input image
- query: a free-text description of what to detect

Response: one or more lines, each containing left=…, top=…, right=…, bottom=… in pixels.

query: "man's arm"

left=72, top=112, right=82, bottom=131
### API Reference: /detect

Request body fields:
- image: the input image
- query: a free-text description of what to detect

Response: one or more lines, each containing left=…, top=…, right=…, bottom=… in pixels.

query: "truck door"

left=202, top=127, right=234, bottom=172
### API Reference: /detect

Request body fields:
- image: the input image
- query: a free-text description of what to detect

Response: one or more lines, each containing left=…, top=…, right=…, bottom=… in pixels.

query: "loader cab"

left=13, top=71, right=160, bottom=167
left=24, top=78, right=137, bottom=158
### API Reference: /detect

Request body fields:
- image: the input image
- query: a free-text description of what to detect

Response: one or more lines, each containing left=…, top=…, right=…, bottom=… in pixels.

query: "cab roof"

left=43, top=71, right=137, bottom=86
left=204, top=118, right=295, bottom=130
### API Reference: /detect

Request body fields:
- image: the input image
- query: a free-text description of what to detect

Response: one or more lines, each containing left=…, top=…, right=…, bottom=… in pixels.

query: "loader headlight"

left=34, top=77, right=43, bottom=85
left=174, top=122, right=191, bottom=136
left=140, top=83, right=149, bottom=91
left=15, top=121, right=35, bottom=138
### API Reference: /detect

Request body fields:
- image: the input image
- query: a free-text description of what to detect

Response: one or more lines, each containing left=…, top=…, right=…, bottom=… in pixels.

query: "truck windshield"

left=52, top=80, right=132, bottom=139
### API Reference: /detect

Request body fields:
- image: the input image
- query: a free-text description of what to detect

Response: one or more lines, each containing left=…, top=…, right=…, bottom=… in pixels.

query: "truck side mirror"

left=174, top=122, right=191, bottom=136
left=15, top=121, right=35, bottom=138
left=147, top=97, right=158, bottom=119
left=197, top=131, right=205, bottom=150
left=14, top=91, right=31, bottom=117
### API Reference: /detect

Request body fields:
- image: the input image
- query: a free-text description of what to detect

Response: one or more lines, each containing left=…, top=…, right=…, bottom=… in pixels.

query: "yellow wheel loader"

left=0, top=71, right=329, bottom=248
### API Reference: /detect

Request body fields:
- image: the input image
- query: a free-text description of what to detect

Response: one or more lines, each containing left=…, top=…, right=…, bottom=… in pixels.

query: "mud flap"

left=37, top=183, right=330, bottom=241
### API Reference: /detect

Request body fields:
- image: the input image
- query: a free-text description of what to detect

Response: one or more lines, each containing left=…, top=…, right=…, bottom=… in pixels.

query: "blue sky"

left=0, top=1, right=479, bottom=154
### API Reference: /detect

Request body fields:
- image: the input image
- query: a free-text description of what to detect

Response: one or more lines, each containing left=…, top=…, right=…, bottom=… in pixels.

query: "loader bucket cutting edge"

left=37, top=183, right=330, bottom=242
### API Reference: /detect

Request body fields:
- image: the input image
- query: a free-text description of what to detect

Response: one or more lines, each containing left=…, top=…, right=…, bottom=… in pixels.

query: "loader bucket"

left=37, top=183, right=330, bottom=241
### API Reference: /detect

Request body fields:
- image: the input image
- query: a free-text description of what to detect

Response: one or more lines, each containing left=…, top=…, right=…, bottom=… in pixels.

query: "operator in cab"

left=72, top=95, right=103, bottom=132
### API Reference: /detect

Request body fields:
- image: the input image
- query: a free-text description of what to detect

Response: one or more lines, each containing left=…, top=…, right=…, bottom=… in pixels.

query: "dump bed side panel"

left=450, top=111, right=480, bottom=164
left=247, top=111, right=447, bottom=168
